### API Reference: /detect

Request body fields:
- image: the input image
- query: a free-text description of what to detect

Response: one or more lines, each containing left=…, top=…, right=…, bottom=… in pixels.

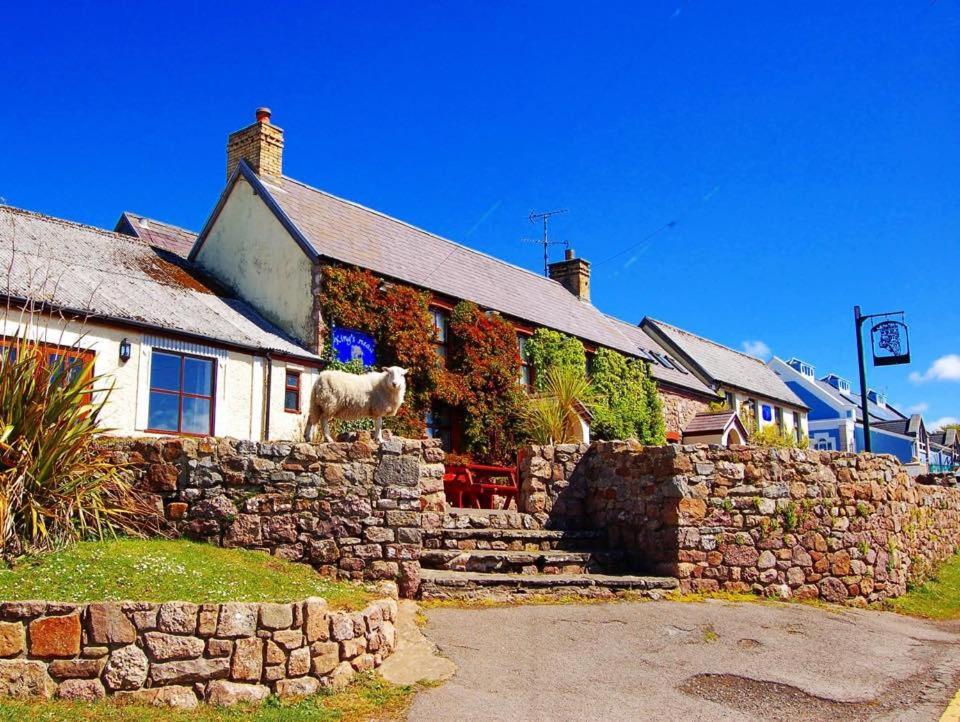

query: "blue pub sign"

left=331, top=327, right=377, bottom=367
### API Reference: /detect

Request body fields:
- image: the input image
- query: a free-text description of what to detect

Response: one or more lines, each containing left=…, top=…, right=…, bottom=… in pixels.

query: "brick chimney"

left=226, top=108, right=284, bottom=181
left=548, top=249, right=591, bottom=302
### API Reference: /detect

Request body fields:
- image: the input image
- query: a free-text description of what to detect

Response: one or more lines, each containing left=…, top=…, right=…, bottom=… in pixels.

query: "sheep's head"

left=384, top=366, right=409, bottom=393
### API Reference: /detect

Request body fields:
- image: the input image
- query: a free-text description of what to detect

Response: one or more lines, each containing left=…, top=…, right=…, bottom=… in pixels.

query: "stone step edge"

left=419, top=569, right=679, bottom=590
left=421, top=549, right=618, bottom=563
left=436, top=528, right=604, bottom=540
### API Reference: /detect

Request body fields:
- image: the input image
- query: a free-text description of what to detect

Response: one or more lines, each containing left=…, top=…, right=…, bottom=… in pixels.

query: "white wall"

left=266, top=360, right=320, bottom=441
left=195, top=177, right=315, bottom=345
left=0, top=313, right=290, bottom=441
left=725, top=388, right=808, bottom=439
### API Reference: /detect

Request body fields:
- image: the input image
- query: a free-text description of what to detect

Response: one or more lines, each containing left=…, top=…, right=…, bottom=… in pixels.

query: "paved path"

left=408, top=600, right=960, bottom=721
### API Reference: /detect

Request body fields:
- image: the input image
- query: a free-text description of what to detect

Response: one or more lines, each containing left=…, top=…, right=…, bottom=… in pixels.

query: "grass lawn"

left=0, top=539, right=371, bottom=609
left=888, top=552, right=960, bottom=620
left=0, top=674, right=413, bottom=722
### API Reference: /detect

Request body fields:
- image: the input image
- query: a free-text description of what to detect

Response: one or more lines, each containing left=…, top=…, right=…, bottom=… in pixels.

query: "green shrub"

left=0, top=331, right=160, bottom=557
left=589, top=348, right=665, bottom=445
left=751, top=423, right=810, bottom=449
left=524, top=328, right=587, bottom=392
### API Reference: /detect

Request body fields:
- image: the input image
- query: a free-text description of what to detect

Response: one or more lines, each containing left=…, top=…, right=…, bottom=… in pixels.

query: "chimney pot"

left=565, top=248, right=574, bottom=260
left=256, top=107, right=272, bottom=123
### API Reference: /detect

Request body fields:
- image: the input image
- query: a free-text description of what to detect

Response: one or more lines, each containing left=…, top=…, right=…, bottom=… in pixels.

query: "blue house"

left=768, top=357, right=930, bottom=470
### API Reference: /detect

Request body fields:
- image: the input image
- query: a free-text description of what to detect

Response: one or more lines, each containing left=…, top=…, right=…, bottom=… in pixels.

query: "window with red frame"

left=147, top=350, right=215, bottom=435
left=284, top=370, right=301, bottom=413
left=0, top=337, right=94, bottom=395
left=517, top=333, right=533, bottom=388
left=431, top=307, right=450, bottom=365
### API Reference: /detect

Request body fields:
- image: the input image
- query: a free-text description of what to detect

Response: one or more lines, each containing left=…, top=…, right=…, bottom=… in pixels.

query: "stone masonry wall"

left=0, top=594, right=398, bottom=706
left=519, top=442, right=960, bottom=604
left=660, top=388, right=711, bottom=438
left=101, top=435, right=446, bottom=598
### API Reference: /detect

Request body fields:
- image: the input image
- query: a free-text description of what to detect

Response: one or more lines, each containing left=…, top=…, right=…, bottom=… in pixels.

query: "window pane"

left=181, top=396, right=212, bottom=435
left=148, top=392, right=179, bottom=431
left=285, top=390, right=299, bottom=411
left=183, top=357, right=213, bottom=396
left=520, top=366, right=531, bottom=387
left=286, top=372, right=299, bottom=388
left=151, top=352, right=181, bottom=392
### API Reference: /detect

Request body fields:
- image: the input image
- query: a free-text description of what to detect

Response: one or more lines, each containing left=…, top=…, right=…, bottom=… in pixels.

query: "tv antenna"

left=523, top=209, right=569, bottom=276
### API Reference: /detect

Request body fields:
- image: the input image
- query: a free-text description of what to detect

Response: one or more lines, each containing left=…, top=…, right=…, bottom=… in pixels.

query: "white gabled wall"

left=195, top=177, right=315, bottom=345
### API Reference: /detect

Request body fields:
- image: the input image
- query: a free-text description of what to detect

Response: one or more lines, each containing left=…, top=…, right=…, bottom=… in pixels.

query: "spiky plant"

left=0, top=331, right=160, bottom=557
left=525, top=366, right=594, bottom=445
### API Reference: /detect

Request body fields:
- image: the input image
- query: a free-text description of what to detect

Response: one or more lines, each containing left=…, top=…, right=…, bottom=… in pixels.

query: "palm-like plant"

left=525, top=366, right=594, bottom=445
left=0, top=332, right=159, bottom=557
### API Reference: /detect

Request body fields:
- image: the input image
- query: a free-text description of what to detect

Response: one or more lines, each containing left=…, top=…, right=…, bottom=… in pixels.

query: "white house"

left=0, top=206, right=322, bottom=441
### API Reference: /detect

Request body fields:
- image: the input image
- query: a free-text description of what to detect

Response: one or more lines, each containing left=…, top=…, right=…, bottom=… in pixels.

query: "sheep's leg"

left=322, top=418, right=334, bottom=443
left=373, top=416, right=383, bottom=443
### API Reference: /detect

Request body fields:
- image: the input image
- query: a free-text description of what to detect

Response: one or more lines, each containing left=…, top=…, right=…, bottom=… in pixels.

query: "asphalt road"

left=409, top=600, right=960, bottom=721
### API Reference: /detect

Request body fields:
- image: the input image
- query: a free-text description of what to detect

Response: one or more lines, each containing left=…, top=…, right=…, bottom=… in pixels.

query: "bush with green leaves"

left=589, top=348, right=665, bottom=444
left=524, top=328, right=587, bottom=391
left=0, top=330, right=160, bottom=557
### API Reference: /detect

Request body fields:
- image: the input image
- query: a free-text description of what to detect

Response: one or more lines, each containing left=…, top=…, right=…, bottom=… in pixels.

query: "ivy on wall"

left=319, top=267, right=527, bottom=462
left=319, top=265, right=667, bottom=454
left=319, top=266, right=442, bottom=437
left=448, top=302, right=529, bottom=464
left=589, top=348, right=666, bottom=445
left=524, top=328, right=587, bottom=390
left=527, top=329, right=667, bottom=446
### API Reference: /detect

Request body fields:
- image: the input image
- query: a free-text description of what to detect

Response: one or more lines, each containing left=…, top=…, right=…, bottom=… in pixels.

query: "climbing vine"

left=448, top=302, right=530, bottom=464
left=319, top=266, right=443, bottom=437
left=524, top=328, right=587, bottom=390
left=589, top=348, right=666, bottom=445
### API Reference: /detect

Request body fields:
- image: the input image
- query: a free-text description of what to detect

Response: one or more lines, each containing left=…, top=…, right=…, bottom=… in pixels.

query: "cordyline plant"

left=0, top=331, right=160, bottom=557
left=525, top=366, right=594, bottom=445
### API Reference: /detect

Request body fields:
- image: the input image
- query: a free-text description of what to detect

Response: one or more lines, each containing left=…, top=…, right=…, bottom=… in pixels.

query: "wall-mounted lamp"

left=119, top=338, right=132, bottom=364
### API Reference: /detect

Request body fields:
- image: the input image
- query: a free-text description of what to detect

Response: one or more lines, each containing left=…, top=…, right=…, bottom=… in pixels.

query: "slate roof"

left=603, top=316, right=715, bottom=398
left=642, top=318, right=807, bottom=408
left=0, top=205, right=316, bottom=359
left=834, top=387, right=906, bottom=423
left=683, top=411, right=745, bottom=436
left=243, top=171, right=645, bottom=356
left=930, top=429, right=958, bottom=447
left=873, top=415, right=924, bottom=438
left=115, top=212, right=197, bottom=258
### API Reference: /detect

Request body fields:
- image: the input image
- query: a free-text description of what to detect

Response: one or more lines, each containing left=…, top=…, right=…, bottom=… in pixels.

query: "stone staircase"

left=419, top=508, right=678, bottom=601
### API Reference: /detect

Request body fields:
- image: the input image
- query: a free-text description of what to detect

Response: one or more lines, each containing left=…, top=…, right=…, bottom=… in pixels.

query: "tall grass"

left=0, top=330, right=160, bottom=557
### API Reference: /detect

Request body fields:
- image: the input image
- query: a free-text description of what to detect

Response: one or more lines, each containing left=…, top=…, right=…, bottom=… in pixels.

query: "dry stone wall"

left=101, top=435, right=446, bottom=598
left=0, top=594, right=398, bottom=705
left=520, top=442, right=960, bottom=604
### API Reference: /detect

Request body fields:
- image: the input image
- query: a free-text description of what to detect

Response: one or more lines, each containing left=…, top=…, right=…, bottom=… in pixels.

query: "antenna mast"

left=523, top=209, right=568, bottom=276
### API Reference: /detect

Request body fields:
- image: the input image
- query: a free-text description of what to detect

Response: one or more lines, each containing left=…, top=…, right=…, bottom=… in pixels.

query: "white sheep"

left=305, top=366, right=409, bottom=443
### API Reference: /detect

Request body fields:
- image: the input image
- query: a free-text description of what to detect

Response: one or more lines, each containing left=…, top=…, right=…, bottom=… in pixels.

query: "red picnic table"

left=443, top=463, right=519, bottom=509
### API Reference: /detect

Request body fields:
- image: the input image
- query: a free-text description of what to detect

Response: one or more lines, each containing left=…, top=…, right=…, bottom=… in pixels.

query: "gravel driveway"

left=409, top=600, right=960, bottom=721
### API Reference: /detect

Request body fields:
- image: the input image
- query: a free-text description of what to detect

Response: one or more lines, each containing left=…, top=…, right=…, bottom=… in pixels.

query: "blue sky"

left=3, top=1, right=959, bottom=427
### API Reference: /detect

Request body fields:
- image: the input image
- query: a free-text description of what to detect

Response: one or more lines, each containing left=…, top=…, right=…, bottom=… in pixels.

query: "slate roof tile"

left=0, top=205, right=316, bottom=359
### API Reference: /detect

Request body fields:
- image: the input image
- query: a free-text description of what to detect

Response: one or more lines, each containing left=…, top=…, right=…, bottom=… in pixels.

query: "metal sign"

left=330, top=327, right=376, bottom=367
left=870, top=318, right=910, bottom=366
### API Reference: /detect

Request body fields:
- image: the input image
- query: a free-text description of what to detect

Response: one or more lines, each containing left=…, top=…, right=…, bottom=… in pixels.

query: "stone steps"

left=419, top=569, right=678, bottom=601
left=418, top=508, right=674, bottom=601
left=428, top=527, right=605, bottom=552
left=420, top=548, right=623, bottom=575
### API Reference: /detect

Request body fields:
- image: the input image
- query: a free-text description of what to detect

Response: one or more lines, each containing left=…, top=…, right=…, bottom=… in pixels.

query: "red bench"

left=443, top=463, right=519, bottom=509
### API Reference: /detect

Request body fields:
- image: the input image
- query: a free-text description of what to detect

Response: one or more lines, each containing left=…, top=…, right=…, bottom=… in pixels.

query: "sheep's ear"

left=400, top=368, right=409, bottom=375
